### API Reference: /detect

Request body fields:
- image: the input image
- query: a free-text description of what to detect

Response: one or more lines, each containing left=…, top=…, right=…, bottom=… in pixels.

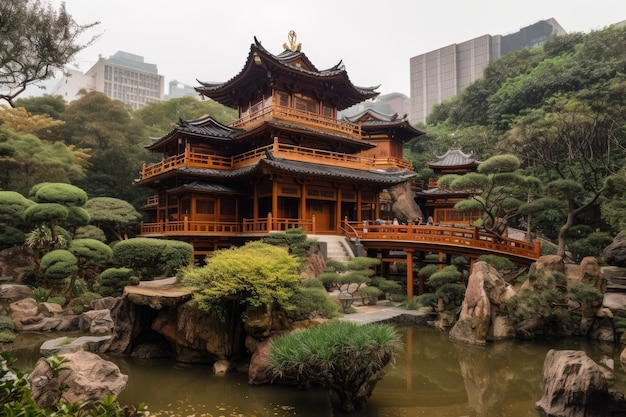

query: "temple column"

left=406, top=249, right=414, bottom=300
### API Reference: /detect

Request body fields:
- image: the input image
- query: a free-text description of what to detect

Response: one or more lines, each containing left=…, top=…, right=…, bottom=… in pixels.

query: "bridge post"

left=406, top=249, right=414, bottom=300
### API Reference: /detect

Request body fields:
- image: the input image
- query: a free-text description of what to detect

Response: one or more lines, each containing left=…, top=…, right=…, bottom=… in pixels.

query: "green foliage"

left=112, top=238, right=192, bottom=279
left=318, top=271, right=341, bottom=291
left=262, top=228, right=316, bottom=258
left=268, top=320, right=402, bottom=411
left=567, top=231, right=614, bottom=262
left=40, top=249, right=77, bottom=280
left=358, top=286, right=383, bottom=305
left=476, top=254, right=515, bottom=271
left=569, top=282, right=603, bottom=304
left=370, top=276, right=403, bottom=295
left=180, top=241, right=301, bottom=318
left=30, top=182, right=88, bottom=206
left=427, top=265, right=461, bottom=288
left=417, top=264, right=439, bottom=279
left=0, top=315, right=15, bottom=333
left=346, top=256, right=381, bottom=270
left=98, top=267, right=134, bottom=297
left=31, top=287, right=51, bottom=303
left=69, top=238, right=113, bottom=263
left=24, top=202, right=69, bottom=224
left=324, top=258, right=347, bottom=272
left=84, top=197, right=143, bottom=241
left=285, top=286, right=342, bottom=321
left=74, top=225, right=107, bottom=242
left=0, top=225, right=25, bottom=250
left=0, top=190, right=35, bottom=225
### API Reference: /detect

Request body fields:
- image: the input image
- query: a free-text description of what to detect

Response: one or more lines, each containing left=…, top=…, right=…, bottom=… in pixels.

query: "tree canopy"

left=0, top=0, right=99, bottom=106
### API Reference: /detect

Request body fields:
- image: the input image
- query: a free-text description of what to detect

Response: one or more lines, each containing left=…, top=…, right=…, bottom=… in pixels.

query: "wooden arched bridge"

left=341, top=219, right=541, bottom=299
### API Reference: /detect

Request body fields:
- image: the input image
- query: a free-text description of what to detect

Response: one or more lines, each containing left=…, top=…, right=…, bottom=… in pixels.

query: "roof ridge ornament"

left=282, top=30, right=301, bottom=52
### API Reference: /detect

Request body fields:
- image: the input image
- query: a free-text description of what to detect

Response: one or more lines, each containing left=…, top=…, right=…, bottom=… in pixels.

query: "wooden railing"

left=140, top=140, right=413, bottom=180
left=141, top=214, right=316, bottom=236
left=343, top=219, right=540, bottom=262
left=231, top=104, right=361, bottom=138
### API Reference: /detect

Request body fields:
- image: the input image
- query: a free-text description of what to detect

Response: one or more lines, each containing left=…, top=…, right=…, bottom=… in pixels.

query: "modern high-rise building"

left=51, top=51, right=164, bottom=109
left=409, top=18, right=566, bottom=124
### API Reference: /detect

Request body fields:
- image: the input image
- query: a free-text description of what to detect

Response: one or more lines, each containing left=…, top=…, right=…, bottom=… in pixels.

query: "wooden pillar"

left=301, top=182, right=307, bottom=230
left=336, top=186, right=342, bottom=233
left=375, top=191, right=380, bottom=220
left=356, top=188, right=362, bottom=222
left=253, top=183, right=259, bottom=221
left=272, top=180, right=278, bottom=230
left=406, top=249, right=414, bottom=300
left=438, top=251, right=444, bottom=270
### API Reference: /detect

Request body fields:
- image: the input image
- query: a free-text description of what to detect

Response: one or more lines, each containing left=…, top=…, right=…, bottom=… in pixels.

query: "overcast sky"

left=41, top=0, right=624, bottom=97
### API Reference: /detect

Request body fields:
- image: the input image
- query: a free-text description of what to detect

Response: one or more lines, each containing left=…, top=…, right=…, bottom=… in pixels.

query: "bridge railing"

left=344, top=220, right=541, bottom=260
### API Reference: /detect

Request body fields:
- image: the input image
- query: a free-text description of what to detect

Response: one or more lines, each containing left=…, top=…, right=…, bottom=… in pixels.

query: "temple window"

left=276, top=91, right=289, bottom=107
left=294, top=96, right=317, bottom=113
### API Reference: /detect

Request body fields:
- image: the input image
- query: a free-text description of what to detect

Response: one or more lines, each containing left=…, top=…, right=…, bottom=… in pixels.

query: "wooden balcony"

left=231, top=104, right=362, bottom=138
left=140, top=140, right=413, bottom=181
left=141, top=215, right=316, bottom=236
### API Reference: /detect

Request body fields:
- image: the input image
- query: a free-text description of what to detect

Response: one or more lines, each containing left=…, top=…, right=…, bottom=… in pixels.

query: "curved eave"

left=195, top=40, right=379, bottom=110
left=146, top=116, right=243, bottom=150
left=135, top=157, right=414, bottom=188
left=259, top=158, right=415, bottom=186
left=360, top=120, right=426, bottom=141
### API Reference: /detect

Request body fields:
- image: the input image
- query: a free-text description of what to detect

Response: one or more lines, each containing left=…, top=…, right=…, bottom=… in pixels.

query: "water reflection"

left=5, top=326, right=626, bottom=417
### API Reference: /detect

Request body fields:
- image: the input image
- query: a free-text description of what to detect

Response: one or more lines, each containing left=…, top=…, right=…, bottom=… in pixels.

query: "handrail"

left=140, top=142, right=413, bottom=180
left=342, top=220, right=541, bottom=261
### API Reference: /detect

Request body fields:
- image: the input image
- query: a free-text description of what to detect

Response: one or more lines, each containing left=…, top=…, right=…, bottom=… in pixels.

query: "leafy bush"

left=286, top=286, right=341, bottom=320
left=268, top=321, right=402, bottom=412
left=262, top=227, right=316, bottom=258
left=318, top=271, right=341, bottom=291
left=98, top=268, right=134, bottom=297
left=0, top=315, right=15, bottom=333
left=358, top=286, right=383, bottom=305
left=31, top=287, right=51, bottom=304
left=567, top=231, right=614, bottom=262
left=40, top=250, right=78, bottom=283
left=0, top=225, right=25, bottom=250
left=180, top=241, right=301, bottom=319
left=569, top=282, right=603, bottom=304
left=112, top=238, right=193, bottom=279
left=476, top=254, right=515, bottom=271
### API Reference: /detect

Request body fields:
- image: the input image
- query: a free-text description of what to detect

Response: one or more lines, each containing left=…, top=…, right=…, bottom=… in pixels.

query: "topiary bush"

left=98, top=267, right=134, bottom=297
left=286, top=286, right=342, bottom=320
left=112, top=238, right=193, bottom=280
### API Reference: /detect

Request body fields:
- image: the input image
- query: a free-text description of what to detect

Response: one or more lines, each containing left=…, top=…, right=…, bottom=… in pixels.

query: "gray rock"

left=40, top=335, right=111, bottom=357
left=536, top=349, right=626, bottom=417
left=79, top=309, right=114, bottom=334
left=0, top=283, right=32, bottom=303
left=29, top=350, right=127, bottom=409
left=604, top=231, right=626, bottom=267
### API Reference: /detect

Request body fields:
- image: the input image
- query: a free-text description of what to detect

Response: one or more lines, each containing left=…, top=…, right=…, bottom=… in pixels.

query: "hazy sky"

left=42, top=0, right=624, bottom=97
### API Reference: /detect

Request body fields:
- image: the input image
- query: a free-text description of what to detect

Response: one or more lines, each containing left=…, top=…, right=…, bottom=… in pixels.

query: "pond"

left=6, top=326, right=626, bottom=417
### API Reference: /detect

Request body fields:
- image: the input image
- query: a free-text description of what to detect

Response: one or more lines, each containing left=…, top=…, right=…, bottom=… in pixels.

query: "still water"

left=7, top=326, right=626, bottom=417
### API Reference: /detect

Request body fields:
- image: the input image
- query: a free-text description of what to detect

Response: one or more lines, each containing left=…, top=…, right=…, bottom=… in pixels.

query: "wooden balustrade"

left=344, top=220, right=540, bottom=261
left=141, top=215, right=315, bottom=236
left=140, top=141, right=413, bottom=181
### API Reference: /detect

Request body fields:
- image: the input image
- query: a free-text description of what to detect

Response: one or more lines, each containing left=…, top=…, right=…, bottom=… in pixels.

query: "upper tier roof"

left=427, top=149, right=481, bottom=169
left=342, top=108, right=426, bottom=141
left=195, top=37, right=380, bottom=111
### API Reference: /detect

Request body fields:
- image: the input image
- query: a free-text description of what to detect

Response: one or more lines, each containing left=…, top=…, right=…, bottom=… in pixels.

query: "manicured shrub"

left=286, top=286, right=341, bottom=320
left=268, top=320, right=401, bottom=412
left=112, top=238, right=192, bottom=279
left=98, top=267, right=134, bottom=297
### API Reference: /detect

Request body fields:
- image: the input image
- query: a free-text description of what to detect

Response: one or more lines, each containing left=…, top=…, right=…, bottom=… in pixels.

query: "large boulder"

left=536, top=349, right=626, bottom=417
left=603, top=231, right=626, bottom=267
left=0, top=283, right=32, bottom=303
left=449, top=261, right=515, bottom=345
left=28, top=350, right=128, bottom=409
left=389, top=181, right=423, bottom=224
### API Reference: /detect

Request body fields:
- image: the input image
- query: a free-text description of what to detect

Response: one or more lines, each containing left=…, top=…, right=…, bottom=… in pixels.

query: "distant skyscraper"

left=409, top=18, right=566, bottom=124
left=52, top=51, right=164, bottom=109
left=167, top=80, right=198, bottom=100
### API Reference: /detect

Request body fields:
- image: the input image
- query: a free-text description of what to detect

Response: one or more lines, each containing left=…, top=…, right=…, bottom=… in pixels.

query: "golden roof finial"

left=282, top=30, right=301, bottom=52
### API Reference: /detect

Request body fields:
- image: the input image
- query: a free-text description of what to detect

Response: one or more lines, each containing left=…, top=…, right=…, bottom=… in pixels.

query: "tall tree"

left=59, top=91, right=150, bottom=201
left=506, top=94, right=626, bottom=256
left=0, top=0, right=99, bottom=107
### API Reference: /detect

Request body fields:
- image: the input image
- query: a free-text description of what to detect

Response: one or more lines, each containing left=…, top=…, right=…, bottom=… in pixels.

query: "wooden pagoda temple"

left=415, top=148, right=482, bottom=226
left=135, top=33, right=424, bottom=260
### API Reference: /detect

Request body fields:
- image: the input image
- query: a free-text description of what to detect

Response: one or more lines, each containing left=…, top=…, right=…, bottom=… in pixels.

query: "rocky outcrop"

left=29, top=350, right=128, bottom=409
left=603, top=230, right=626, bottom=267
left=449, top=261, right=516, bottom=345
left=9, top=298, right=79, bottom=331
left=0, top=283, right=32, bottom=303
left=389, top=181, right=423, bottom=224
left=0, top=246, right=34, bottom=283
left=536, top=349, right=626, bottom=417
